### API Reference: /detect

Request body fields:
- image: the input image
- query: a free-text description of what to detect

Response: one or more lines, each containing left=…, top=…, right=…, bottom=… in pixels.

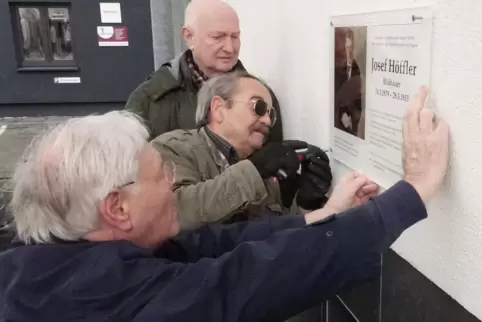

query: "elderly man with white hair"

left=125, top=0, right=286, bottom=145
left=0, top=86, right=448, bottom=322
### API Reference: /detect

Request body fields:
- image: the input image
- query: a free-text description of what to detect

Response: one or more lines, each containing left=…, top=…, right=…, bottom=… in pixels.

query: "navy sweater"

left=0, top=181, right=427, bottom=322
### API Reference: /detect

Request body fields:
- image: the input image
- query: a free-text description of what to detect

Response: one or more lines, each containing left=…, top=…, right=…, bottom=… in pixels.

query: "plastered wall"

left=225, top=0, right=482, bottom=319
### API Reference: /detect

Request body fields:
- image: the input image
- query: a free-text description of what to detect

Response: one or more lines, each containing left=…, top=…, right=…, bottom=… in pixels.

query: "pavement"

left=0, top=116, right=69, bottom=179
left=0, top=116, right=70, bottom=230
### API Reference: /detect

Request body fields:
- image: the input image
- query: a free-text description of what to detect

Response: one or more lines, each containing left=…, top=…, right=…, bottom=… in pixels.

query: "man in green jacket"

left=151, top=71, right=332, bottom=231
left=125, top=0, right=283, bottom=142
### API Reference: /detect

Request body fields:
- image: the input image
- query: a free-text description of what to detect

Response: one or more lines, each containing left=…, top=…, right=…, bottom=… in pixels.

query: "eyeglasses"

left=163, top=160, right=176, bottom=184
left=118, top=160, right=177, bottom=188
left=228, top=99, right=277, bottom=127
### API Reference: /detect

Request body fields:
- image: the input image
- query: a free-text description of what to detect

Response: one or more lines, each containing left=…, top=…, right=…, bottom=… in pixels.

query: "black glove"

left=248, top=142, right=302, bottom=179
left=296, top=152, right=333, bottom=210
left=278, top=173, right=300, bottom=208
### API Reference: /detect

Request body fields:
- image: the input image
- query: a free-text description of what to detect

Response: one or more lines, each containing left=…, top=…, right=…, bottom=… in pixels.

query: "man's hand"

left=248, top=142, right=301, bottom=179
left=402, top=86, right=449, bottom=203
left=325, top=172, right=378, bottom=213
left=305, top=171, right=378, bottom=224
left=341, top=113, right=352, bottom=129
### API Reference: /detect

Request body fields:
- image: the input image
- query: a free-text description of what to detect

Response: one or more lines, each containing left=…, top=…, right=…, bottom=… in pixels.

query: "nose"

left=223, top=37, right=234, bottom=54
left=259, top=112, right=272, bottom=127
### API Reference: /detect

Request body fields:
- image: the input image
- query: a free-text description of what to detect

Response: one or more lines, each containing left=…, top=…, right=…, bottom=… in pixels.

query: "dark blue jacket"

left=0, top=181, right=427, bottom=322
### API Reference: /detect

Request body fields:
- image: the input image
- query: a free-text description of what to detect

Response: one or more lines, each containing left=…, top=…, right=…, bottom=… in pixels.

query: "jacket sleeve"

left=151, top=139, right=272, bottom=231
left=135, top=180, right=427, bottom=322
left=172, top=214, right=306, bottom=260
left=125, top=82, right=174, bottom=140
left=125, top=84, right=154, bottom=137
left=125, top=85, right=148, bottom=122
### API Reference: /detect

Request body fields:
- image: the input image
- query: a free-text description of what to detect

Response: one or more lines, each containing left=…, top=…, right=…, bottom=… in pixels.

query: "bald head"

left=184, top=0, right=238, bottom=31
left=181, top=0, right=241, bottom=77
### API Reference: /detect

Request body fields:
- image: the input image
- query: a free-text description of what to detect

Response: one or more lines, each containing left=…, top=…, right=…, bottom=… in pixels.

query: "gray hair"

left=195, top=71, right=267, bottom=127
left=11, top=111, right=149, bottom=244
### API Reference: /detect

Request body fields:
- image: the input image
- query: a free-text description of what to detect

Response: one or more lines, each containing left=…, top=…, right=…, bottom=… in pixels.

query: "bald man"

left=124, top=0, right=283, bottom=143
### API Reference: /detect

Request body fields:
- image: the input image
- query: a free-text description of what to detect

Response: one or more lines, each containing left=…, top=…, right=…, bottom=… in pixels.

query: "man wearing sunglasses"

left=151, top=71, right=332, bottom=231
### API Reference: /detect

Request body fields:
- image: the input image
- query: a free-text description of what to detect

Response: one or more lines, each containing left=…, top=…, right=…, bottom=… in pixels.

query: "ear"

left=99, top=190, right=133, bottom=233
left=210, top=96, right=227, bottom=124
left=181, top=26, right=195, bottom=50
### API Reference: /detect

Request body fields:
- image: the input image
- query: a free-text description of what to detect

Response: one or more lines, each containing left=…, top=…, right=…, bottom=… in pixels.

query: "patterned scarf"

left=186, top=50, right=209, bottom=89
left=186, top=50, right=241, bottom=89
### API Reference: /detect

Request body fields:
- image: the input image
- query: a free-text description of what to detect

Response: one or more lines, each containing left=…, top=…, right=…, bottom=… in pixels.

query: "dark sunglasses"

left=228, top=99, right=277, bottom=127
left=252, top=99, right=277, bottom=125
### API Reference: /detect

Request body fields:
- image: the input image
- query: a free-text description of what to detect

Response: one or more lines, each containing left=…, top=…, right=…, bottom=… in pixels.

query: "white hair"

left=10, top=110, right=149, bottom=244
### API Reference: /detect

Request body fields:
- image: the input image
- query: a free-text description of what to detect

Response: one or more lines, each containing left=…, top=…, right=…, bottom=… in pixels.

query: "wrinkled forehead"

left=197, top=7, right=239, bottom=34
left=233, top=78, right=272, bottom=106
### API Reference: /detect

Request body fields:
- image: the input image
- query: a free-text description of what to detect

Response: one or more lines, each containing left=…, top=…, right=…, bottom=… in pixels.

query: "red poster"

left=97, top=26, right=129, bottom=47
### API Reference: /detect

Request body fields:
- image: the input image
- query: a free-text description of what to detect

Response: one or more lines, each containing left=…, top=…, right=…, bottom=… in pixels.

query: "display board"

left=330, top=8, right=433, bottom=188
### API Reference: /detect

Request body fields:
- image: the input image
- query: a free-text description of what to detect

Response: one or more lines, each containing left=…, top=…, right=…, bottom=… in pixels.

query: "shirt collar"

left=204, top=126, right=239, bottom=165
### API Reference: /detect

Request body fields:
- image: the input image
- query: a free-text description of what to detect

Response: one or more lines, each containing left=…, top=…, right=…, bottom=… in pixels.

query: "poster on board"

left=330, top=8, right=433, bottom=189
left=97, top=26, right=129, bottom=46
left=100, top=3, right=122, bottom=23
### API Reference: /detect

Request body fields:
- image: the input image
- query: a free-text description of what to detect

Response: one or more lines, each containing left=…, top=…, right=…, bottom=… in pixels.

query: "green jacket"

left=151, top=128, right=285, bottom=231
left=125, top=50, right=283, bottom=142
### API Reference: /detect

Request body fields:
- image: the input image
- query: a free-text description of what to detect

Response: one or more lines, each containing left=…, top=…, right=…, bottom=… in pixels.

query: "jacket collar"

left=198, top=127, right=231, bottom=171
left=165, top=50, right=247, bottom=90
left=146, top=50, right=247, bottom=102
left=204, top=126, right=239, bottom=165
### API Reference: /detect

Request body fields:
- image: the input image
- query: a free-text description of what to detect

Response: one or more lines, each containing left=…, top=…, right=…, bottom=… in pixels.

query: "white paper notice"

left=331, top=8, right=433, bottom=188
left=54, top=77, right=81, bottom=84
left=100, top=3, right=122, bottom=23
left=364, top=23, right=432, bottom=188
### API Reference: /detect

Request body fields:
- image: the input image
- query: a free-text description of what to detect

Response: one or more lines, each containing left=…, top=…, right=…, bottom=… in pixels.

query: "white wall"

left=225, top=0, right=482, bottom=319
